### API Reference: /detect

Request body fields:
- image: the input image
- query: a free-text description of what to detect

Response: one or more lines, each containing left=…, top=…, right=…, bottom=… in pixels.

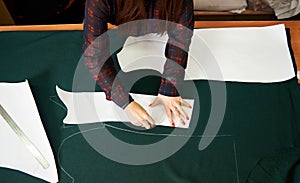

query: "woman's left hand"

left=149, top=94, right=192, bottom=127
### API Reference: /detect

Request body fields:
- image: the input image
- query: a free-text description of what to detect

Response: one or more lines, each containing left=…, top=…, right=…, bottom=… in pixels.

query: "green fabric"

left=0, top=30, right=299, bottom=183
left=247, top=148, right=300, bottom=183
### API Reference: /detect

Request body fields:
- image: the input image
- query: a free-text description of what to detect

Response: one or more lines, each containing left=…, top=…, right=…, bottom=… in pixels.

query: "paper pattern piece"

left=117, top=24, right=295, bottom=83
left=56, top=86, right=194, bottom=128
left=0, top=80, right=58, bottom=183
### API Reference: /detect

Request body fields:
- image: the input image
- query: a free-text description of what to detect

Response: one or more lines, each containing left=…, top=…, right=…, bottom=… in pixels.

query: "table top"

left=0, top=28, right=299, bottom=183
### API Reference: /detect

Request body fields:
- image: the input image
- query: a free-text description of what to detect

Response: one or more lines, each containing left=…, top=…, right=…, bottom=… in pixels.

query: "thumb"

left=149, top=97, right=160, bottom=107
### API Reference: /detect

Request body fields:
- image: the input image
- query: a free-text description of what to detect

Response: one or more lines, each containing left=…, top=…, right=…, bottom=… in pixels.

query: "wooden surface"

left=0, top=21, right=299, bottom=82
left=194, top=10, right=274, bottom=16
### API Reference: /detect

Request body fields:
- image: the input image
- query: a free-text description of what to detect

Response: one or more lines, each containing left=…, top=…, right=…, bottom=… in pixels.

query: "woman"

left=83, top=0, right=194, bottom=129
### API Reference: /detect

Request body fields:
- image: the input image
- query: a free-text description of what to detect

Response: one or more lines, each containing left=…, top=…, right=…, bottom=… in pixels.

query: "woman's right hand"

left=124, top=101, right=155, bottom=129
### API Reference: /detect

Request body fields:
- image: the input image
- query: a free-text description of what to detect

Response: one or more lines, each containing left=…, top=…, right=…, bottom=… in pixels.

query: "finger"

left=149, top=97, right=160, bottom=107
left=172, top=108, right=184, bottom=125
left=132, top=121, right=143, bottom=127
left=181, top=99, right=192, bottom=108
left=165, top=107, right=174, bottom=127
left=175, top=105, right=189, bottom=121
left=140, top=120, right=151, bottom=129
left=146, top=115, right=156, bottom=128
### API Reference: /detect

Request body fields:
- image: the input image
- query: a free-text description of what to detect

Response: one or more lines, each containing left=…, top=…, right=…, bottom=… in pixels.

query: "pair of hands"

left=124, top=94, right=192, bottom=129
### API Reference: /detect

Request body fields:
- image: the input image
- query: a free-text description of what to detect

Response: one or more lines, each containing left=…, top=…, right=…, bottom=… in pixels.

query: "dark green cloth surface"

left=0, top=29, right=299, bottom=183
left=247, top=147, right=300, bottom=183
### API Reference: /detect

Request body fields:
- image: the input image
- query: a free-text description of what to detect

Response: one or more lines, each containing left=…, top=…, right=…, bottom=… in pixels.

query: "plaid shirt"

left=83, top=0, right=194, bottom=109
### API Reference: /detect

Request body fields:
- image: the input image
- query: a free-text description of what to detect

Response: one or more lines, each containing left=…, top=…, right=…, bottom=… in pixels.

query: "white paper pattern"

left=0, top=80, right=58, bottom=183
left=117, top=24, right=295, bottom=83
left=56, top=86, right=194, bottom=128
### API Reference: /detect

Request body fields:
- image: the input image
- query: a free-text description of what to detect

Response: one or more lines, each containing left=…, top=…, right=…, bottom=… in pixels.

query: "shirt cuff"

left=158, top=78, right=180, bottom=97
left=105, top=86, right=134, bottom=109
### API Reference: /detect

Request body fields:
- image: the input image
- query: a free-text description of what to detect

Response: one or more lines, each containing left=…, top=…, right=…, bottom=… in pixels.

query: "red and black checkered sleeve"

left=159, top=0, right=194, bottom=97
left=83, top=0, right=133, bottom=109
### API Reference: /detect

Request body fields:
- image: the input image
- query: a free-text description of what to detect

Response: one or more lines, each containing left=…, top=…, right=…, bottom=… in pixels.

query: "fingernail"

left=186, top=116, right=189, bottom=120
left=149, top=104, right=152, bottom=107
left=189, top=106, right=192, bottom=109
left=182, top=121, right=186, bottom=126
left=172, top=122, right=175, bottom=127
